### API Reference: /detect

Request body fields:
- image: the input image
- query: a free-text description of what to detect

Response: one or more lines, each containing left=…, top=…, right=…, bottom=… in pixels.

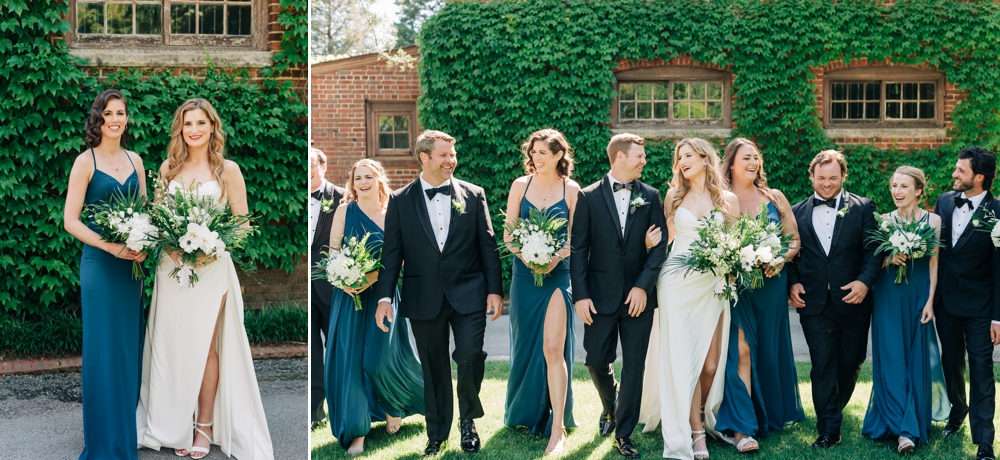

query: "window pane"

left=653, top=102, right=669, bottom=119
left=865, top=83, right=879, bottom=100
left=674, top=101, right=690, bottom=119
left=706, top=102, right=722, bottom=119
left=636, top=102, right=652, bottom=119
left=394, top=133, right=409, bottom=149
left=831, top=102, right=847, bottom=119
left=902, top=83, right=918, bottom=100
left=706, top=83, right=723, bottom=100
left=378, top=116, right=393, bottom=132
left=78, top=3, right=105, bottom=34
left=171, top=4, right=196, bottom=34
left=848, top=83, right=863, bottom=100
left=200, top=4, right=224, bottom=34
left=902, top=102, right=918, bottom=119
left=865, top=102, right=880, bottom=119
left=919, top=102, right=934, bottom=119
left=107, top=3, right=133, bottom=34
left=227, top=5, right=251, bottom=35
left=378, top=133, right=393, bottom=149
left=886, top=83, right=901, bottom=100
left=691, top=83, right=705, bottom=100
left=831, top=83, right=847, bottom=101
left=653, top=83, right=669, bottom=100
left=674, top=83, right=688, bottom=100
left=920, top=83, right=935, bottom=100
left=886, top=101, right=901, bottom=118
left=136, top=4, right=161, bottom=34
left=394, top=116, right=408, bottom=131
left=620, top=102, right=635, bottom=119
left=690, top=102, right=706, bottom=118
left=618, top=83, right=635, bottom=101
left=848, top=102, right=863, bottom=119
left=636, top=84, right=652, bottom=101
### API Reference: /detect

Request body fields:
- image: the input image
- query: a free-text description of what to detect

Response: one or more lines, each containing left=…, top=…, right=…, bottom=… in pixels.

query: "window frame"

left=365, top=101, right=419, bottom=162
left=823, top=67, right=945, bottom=129
left=611, top=66, right=732, bottom=129
left=65, top=0, right=268, bottom=50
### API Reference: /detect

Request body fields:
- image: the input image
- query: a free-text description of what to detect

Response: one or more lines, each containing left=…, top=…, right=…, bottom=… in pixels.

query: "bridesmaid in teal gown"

left=716, top=138, right=804, bottom=453
left=862, top=166, right=949, bottom=453
left=63, top=89, right=147, bottom=460
left=502, top=129, right=580, bottom=456
left=324, top=159, right=424, bottom=455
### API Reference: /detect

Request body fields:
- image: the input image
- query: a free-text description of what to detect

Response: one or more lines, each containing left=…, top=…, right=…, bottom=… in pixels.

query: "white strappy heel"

left=189, top=420, right=213, bottom=459
left=692, top=429, right=709, bottom=459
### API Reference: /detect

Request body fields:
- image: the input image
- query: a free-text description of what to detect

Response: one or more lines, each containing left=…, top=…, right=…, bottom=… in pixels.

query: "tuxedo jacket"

left=570, top=176, right=667, bottom=315
left=310, top=182, right=346, bottom=305
left=378, top=178, right=504, bottom=321
left=933, top=190, right=1000, bottom=321
left=787, top=191, right=880, bottom=316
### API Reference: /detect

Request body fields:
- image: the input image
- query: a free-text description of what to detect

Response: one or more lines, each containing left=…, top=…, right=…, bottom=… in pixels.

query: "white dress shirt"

left=811, top=190, right=844, bottom=256
left=951, top=190, right=986, bottom=247
left=607, top=173, right=631, bottom=237
left=308, top=180, right=327, bottom=247
left=420, top=174, right=453, bottom=251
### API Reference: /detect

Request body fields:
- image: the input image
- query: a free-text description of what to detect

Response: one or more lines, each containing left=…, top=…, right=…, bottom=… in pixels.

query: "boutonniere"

left=629, top=195, right=648, bottom=215
left=837, top=205, right=849, bottom=218
left=452, top=198, right=465, bottom=213
left=321, top=198, right=336, bottom=214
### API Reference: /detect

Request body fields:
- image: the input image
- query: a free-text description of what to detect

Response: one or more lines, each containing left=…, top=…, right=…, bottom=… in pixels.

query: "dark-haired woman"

left=502, top=129, right=580, bottom=456
left=63, top=89, right=147, bottom=460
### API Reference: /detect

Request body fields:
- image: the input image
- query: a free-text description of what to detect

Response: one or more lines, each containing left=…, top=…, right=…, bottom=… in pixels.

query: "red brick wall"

left=237, top=256, right=308, bottom=309
left=311, top=48, right=423, bottom=189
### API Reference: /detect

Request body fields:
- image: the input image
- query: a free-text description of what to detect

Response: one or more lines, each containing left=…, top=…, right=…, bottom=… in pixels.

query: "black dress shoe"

left=599, top=410, right=617, bottom=437
left=459, top=419, right=481, bottom=453
left=423, top=439, right=444, bottom=457
left=942, top=420, right=963, bottom=436
left=811, top=433, right=841, bottom=448
left=615, top=436, right=640, bottom=458
left=978, top=443, right=996, bottom=460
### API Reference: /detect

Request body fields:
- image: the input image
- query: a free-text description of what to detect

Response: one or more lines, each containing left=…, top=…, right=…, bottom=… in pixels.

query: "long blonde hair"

left=668, top=138, right=727, bottom=220
left=344, top=159, right=392, bottom=207
left=163, top=98, right=228, bottom=199
left=722, top=138, right=785, bottom=219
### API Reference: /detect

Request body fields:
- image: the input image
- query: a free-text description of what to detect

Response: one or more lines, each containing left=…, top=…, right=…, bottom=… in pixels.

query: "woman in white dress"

left=137, top=98, right=274, bottom=459
left=649, top=138, right=739, bottom=459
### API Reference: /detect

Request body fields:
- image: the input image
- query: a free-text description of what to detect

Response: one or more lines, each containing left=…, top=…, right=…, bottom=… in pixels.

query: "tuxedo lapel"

left=622, top=180, right=640, bottom=242
left=411, top=180, right=441, bottom=254
left=799, top=201, right=822, bottom=253
left=828, top=192, right=849, bottom=256
left=600, top=177, right=624, bottom=243
left=443, top=180, right=465, bottom=252
left=939, top=192, right=956, bottom=251
left=954, top=193, right=992, bottom=253
left=314, top=182, right=334, bottom=234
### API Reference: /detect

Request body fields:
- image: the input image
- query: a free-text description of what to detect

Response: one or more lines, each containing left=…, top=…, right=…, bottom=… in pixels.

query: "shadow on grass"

left=310, top=420, right=424, bottom=459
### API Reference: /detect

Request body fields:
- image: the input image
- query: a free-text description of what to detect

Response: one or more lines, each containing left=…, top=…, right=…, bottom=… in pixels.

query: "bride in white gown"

left=137, top=98, right=273, bottom=459
left=640, top=138, right=739, bottom=459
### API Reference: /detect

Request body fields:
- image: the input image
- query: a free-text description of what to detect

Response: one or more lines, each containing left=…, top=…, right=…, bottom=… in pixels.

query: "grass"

left=311, top=361, right=1000, bottom=459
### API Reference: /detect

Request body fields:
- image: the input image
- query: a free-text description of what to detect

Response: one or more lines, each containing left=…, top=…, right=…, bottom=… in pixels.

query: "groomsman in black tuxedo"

left=786, top=150, right=879, bottom=449
left=933, top=146, right=1000, bottom=460
left=308, top=148, right=345, bottom=429
left=570, top=133, right=667, bottom=458
left=375, top=130, right=503, bottom=456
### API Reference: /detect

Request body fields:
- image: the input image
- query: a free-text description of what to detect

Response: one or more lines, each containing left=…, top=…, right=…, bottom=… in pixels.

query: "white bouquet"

left=85, top=188, right=159, bottom=279
left=867, top=212, right=938, bottom=284
left=313, top=232, right=383, bottom=310
left=502, top=207, right=568, bottom=287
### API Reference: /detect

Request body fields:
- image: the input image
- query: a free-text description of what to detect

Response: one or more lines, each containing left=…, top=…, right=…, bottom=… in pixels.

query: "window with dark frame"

left=366, top=101, right=418, bottom=160
left=824, top=68, right=944, bottom=128
left=617, top=81, right=724, bottom=122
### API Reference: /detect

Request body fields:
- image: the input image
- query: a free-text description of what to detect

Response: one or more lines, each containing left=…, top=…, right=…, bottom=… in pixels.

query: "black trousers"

left=583, top=302, right=654, bottom=438
left=309, top=286, right=332, bottom=424
left=798, top=294, right=871, bottom=436
left=408, top=297, right=487, bottom=442
left=935, top=305, right=996, bottom=444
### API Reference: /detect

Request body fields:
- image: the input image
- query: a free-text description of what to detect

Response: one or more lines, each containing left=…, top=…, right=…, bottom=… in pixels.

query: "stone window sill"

left=70, top=49, right=275, bottom=68
left=824, top=127, right=948, bottom=139
left=610, top=127, right=732, bottom=140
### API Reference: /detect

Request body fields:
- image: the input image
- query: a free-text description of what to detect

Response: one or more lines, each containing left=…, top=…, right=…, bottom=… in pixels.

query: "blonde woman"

left=137, top=98, right=273, bottom=459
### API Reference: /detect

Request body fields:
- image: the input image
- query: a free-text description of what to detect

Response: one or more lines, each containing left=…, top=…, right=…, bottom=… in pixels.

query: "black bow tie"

left=310, top=189, right=323, bottom=201
left=812, top=197, right=837, bottom=208
left=955, top=195, right=973, bottom=210
left=425, top=185, right=451, bottom=200
left=613, top=182, right=633, bottom=193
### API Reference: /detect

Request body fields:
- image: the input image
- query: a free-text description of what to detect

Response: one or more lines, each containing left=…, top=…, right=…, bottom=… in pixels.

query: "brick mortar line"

left=0, top=344, right=306, bottom=377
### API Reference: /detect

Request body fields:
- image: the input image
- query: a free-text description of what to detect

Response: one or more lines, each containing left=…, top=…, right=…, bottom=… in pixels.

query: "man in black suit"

left=786, top=150, right=880, bottom=449
left=933, top=146, right=1000, bottom=460
left=570, top=133, right=667, bottom=458
left=308, top=148, right=346, bottom=430
left=374, top=130, right=503, bottom=457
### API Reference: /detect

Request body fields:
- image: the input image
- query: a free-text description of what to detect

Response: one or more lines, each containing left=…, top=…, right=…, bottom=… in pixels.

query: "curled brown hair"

left=84, top=89, right=129, bottom=148
left=809, top=149, right=848, bottom=176
left=668, top=138, right=728, bottom=220
left=520, top=129, right=574, bottom=178
left=344, top=159, right=392, bottom=207
left=722, top=138, right=785, bottom=219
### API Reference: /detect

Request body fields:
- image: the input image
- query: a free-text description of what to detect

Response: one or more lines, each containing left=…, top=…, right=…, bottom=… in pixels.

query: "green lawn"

left=311, top=361, right=1000, bottom=459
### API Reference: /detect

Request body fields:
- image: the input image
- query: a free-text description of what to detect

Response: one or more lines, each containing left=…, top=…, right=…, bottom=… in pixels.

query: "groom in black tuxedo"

left=570, top=133, right=667, bottom=458
left=375, top=130, right=504, bottom=457
left=786, top=150, right=879, bottom=449
left=308, top=148, right=345, bottom=429
left=933, top=146, right=1000, bottom=460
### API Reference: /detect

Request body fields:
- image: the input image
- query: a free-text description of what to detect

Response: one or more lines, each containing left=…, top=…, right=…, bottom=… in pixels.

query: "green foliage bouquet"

left=867, top=212, right=938, bottom=284
left=313, top=233, right=383, bottom=310
left=502, top=207, right=568, bottom=287
left=85, top=188, right=158, bottom=279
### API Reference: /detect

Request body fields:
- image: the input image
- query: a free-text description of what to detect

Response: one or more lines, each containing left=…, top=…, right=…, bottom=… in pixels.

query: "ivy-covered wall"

left=418, top=0, right=1000, bottom=221
left=0, top=0, right=308, bottom=318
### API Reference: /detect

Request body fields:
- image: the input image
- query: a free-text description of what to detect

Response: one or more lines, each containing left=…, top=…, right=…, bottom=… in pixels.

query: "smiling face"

left=100, top=98, right=128, bottom=141
left=676, top=143, right=705, bottom=181
left=952, top=158, right=979, bottom=193
left=352, top=165, right=377, bottom=199
left=182, top=108, right=212, bottom=150
left=810, top=161, right=845, bottom=200
left=890, top=173, right=921, bottom=209
left=529, top=140, right=563, bottom=176
left=420, top=139, right=457, bottom=185
left=730, top=144, right=761, bottom=185
left=309, top=155, right=326, bottom=192
left=612, top=143, right=646, bottom=182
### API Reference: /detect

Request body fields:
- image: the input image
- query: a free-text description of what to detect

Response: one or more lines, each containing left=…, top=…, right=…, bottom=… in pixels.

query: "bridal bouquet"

left=734, top=208, right=794, bottom=291
left=147, top=182, right=254, bottom=288
left=867, top=212, right=938, bottom=284
left=971, top=209, right=1000, bottom=247
left=85, top=188, right=159, bottom=279
left=501, top=207, right=568, bottom=287
left=313, top=232, right=383, bottom=310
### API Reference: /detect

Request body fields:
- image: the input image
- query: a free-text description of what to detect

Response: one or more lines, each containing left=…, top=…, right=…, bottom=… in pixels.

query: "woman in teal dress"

left=862, top=166, right=949, bottom=453
left=502, top=129, right=580, bottom=456
left=63, top=89, right=148, bottom=460
left=716, top=138, right=804, bottom=453
left=325, top=159, right=424, bottom=455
